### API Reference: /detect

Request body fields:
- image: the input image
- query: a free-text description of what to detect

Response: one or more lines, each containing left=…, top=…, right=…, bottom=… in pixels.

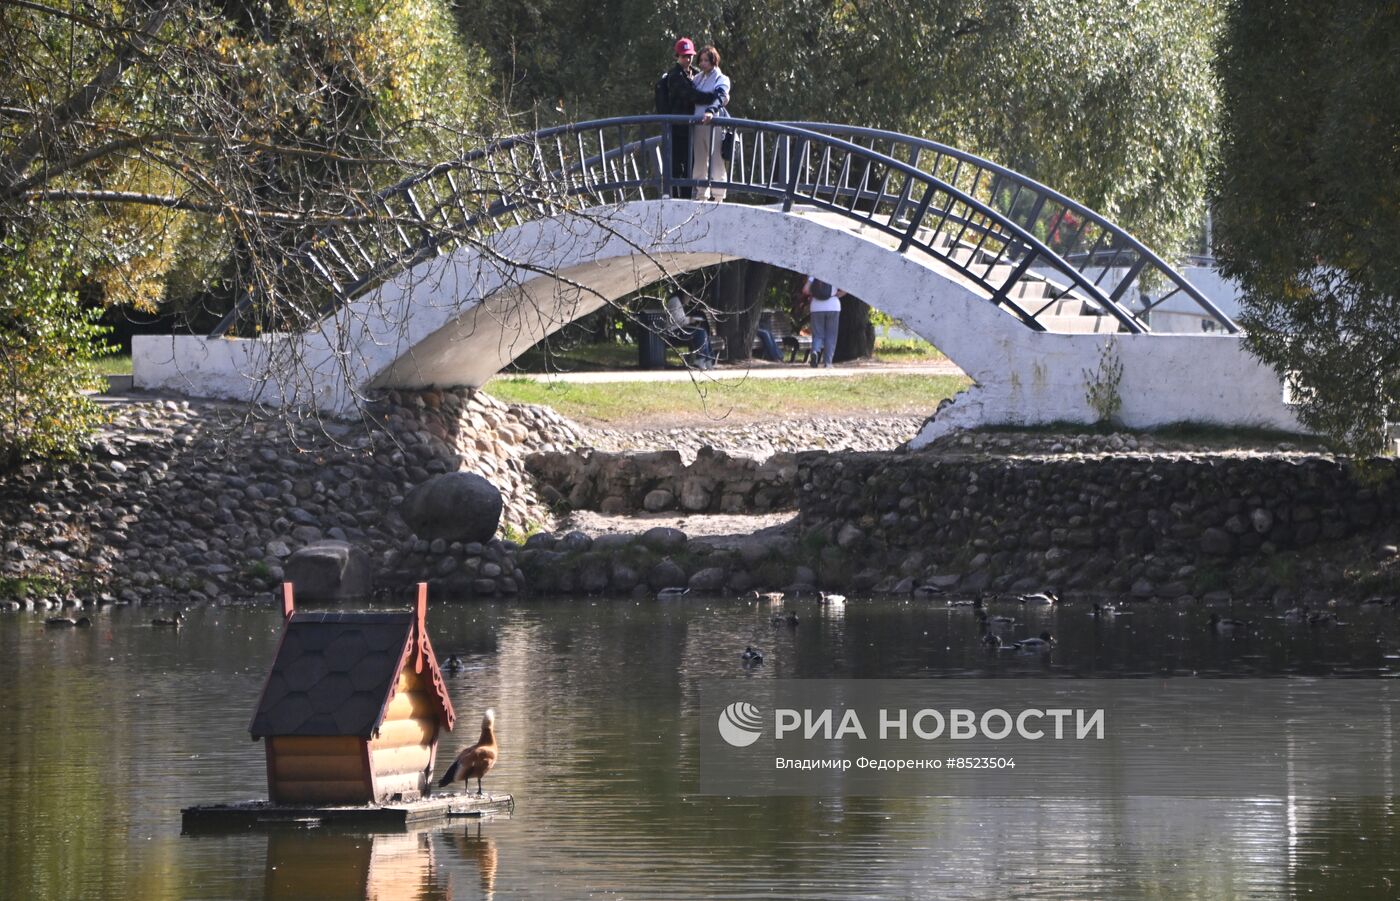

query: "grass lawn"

left=95, top=353, right=133, bottom=376
left=486, top=373, right=970, bottom=426
left=873, top=337, right=946, bottom=362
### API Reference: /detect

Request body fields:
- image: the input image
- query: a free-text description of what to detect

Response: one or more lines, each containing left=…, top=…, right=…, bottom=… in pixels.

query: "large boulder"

left=400, top=472, right=503, bottom=542
left=284, top=540, right=373, bottom=601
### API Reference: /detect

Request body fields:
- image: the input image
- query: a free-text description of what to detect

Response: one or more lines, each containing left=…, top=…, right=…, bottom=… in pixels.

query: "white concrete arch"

left=134, top=199, right=1297, bottom=445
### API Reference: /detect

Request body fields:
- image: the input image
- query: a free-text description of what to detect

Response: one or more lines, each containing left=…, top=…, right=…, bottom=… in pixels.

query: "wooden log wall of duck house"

left=249, top=583, right=456, bottom=804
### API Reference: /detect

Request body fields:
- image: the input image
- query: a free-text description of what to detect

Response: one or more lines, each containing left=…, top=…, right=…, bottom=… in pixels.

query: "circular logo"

left=717, top=701, right=763, bottom=747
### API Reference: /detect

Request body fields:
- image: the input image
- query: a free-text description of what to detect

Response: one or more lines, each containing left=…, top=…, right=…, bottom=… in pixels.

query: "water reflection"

left=0, top=596, right=1398, bottom=899
left=443, top=824, right=498, bottom=900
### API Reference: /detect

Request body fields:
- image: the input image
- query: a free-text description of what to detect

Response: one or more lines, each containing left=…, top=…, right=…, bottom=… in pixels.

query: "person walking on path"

left=690, top=45, right=731, bottom=201
left=803, top=275, right=846, bottom=367
left=660, top=38, right=718, bottom=200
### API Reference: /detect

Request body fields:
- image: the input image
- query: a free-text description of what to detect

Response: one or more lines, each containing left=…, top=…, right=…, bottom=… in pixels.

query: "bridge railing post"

left=782, top=137, right=809, bottom=213
left=898, top=184, right=936, bottom=253
left=660, top=124, right=673, bottom=198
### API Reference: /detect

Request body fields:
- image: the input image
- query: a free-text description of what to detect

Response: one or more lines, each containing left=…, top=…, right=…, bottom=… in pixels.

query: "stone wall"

left=0, top=388, right=583, bottom=608
left=374, top=386, right=584, bottom=532
left=796, top=453, right=1400, bottom=598
left=526, top=447, right=798, bottom=514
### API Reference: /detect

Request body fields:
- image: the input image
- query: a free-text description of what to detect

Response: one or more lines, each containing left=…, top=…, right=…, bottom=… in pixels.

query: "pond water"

left=3, top=596, right=1400, bottom=900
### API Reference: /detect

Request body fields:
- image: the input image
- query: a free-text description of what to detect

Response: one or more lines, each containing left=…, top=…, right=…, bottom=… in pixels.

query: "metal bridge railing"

left=211, top=115, right=1228, bottom=338
left=785, top=122, right=1238, bottom=334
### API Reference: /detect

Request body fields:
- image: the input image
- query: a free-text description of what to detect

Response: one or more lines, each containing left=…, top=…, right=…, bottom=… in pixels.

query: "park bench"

left=757, top=310, right=812, bottom=364
left=634, top=305, right=726, bottom=369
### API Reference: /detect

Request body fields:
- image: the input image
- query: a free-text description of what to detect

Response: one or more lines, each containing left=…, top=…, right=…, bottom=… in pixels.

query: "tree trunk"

left=835, top=295, right=876, bottom=362
left=711, top=260, right=773, bottom=361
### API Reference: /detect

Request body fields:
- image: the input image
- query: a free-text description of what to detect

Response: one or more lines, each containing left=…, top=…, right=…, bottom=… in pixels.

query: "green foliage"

left=0, top=574, right=63, bottom=601
left=1, top=0, right=502, bottom=325
left=1213, top=0, right=1400, bottom=454
left=0, top=237, right=111, bottom=469
left=243, top=560, right=273, bottom=581
left=1082, top=341, right=1124, bottom=424
left=456, top=0, right=1218, bottom=256
left=499, top=521, right=545, bottom=544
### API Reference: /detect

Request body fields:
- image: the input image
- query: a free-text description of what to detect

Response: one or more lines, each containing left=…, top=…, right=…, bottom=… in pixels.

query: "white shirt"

left=805, top=276, right=842, bottom=313
left=692, top=68, right=731, bottom=118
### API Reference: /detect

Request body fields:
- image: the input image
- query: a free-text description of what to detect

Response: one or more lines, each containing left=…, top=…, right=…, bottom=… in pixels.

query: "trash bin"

left=636, top=309, right=667, bottom=369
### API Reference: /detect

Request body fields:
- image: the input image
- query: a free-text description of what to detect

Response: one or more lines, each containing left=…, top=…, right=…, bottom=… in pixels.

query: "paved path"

left=490, top=361, right=965, bottom=384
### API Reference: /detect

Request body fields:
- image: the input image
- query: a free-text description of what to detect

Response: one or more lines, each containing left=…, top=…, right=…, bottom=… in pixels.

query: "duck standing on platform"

left=439, top=709, right=499, bottom=796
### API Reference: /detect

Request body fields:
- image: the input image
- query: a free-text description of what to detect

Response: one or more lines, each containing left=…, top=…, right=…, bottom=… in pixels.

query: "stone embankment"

left=795, top=452, right=1400, bottom=601
left=0, top=388, right=581, bottom=608
left=527, top=447, right=798, bottom=515
left=2, top=387, right=1397, bottom=610
left=585, top=416, right=923, bottom=462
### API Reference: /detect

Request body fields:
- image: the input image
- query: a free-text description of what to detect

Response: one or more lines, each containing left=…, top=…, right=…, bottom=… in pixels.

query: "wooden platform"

left=182, top=791, right=513, bottom=833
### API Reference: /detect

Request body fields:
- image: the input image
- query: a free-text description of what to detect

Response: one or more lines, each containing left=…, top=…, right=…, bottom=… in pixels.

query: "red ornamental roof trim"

left=371, top=584, right=455, bottom=736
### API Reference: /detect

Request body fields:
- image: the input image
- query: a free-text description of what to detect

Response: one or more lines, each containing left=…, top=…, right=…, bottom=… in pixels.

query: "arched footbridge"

left=133, top=116, right=1297, bottom=446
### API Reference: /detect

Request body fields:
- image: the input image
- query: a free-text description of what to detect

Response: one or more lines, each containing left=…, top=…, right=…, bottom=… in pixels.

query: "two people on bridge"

left=662, top=38, right=731, bottom=201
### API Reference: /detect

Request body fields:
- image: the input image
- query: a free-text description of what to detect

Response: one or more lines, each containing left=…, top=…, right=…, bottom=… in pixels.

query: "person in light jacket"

left=691, top=45, right=731, bottom=202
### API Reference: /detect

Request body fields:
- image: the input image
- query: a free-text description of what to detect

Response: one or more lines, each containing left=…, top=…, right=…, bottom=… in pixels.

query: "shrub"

left=0, top=237, right=111, bottom=469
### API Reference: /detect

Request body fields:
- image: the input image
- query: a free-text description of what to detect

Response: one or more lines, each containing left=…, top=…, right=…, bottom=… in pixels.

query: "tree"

left=1213, top=0, right=1400, bottom=454
left=0, top=0, right=504, bottom=462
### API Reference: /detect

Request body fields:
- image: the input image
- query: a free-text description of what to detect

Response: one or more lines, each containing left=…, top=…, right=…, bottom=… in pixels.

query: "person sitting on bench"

left=755, top=328, right=783, bottom=362
left=665, top=293, right=716, bottom=370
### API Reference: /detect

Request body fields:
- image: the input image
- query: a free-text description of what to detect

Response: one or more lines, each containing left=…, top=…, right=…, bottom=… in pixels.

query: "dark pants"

left=681, top=326, right=713, bottom=368
left=669, top=125, right=692, bottom=199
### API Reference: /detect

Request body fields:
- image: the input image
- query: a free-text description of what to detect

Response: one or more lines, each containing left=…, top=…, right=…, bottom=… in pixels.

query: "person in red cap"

left=658, top=37, right=719, bottom=199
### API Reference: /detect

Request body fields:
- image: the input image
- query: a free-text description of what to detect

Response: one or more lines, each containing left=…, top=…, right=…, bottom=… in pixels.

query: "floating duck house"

left=249, top=583, right=456, bottom=805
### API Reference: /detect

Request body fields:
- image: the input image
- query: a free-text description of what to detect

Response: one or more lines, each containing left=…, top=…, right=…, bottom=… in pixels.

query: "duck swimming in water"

left=819, top=592, right=846, bottom=606
left=741, top=646, right=764, bottom=664
left=1017, top=592, right=1059, bottom=606
left=1012, top=631, right=1055, bottom=653
left=771, top=610, right=799, bottom=627
left=656, top=587, right=690, bottom=600
left=975, top=609, right=1015, bottom=629
left=45, top=615, right=91, bottom=628
left=1209, top=613, right=1249, bottom=635
left=1092, top=603, right=1120, bottom=618
left=152, top=611, right=185, bottom=628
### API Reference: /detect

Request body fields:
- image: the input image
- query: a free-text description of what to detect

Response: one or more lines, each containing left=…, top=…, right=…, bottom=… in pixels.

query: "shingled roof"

left=249, top=607, right=455, bottom=739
